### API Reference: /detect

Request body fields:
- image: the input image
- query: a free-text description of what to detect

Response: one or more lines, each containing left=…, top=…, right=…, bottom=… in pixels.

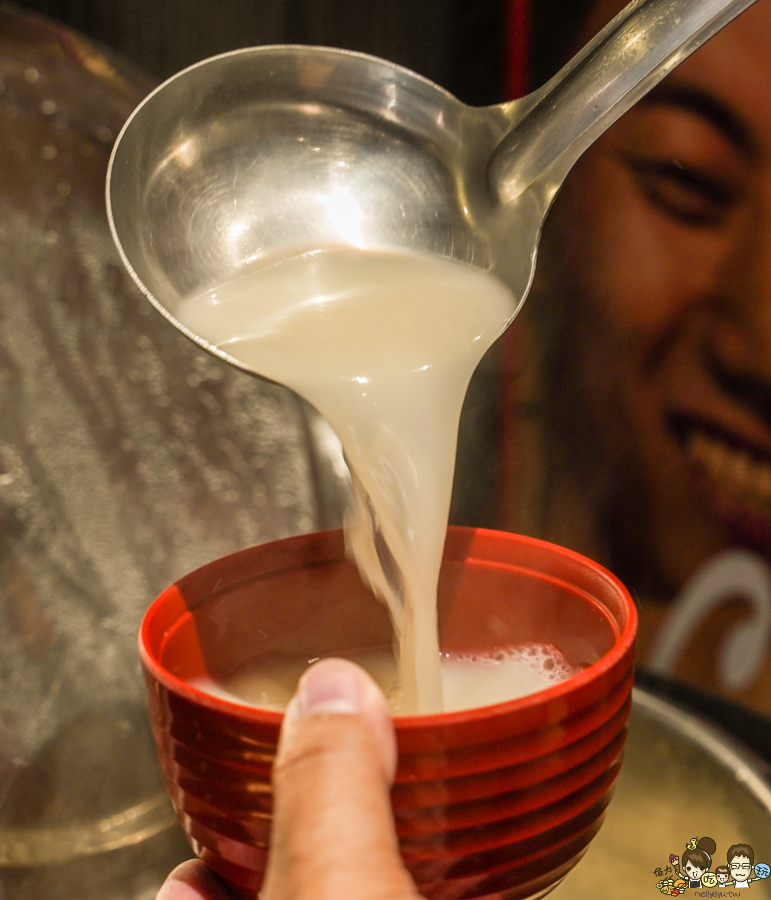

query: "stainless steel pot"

left=553, top=689, right=771, bottom=899
left=0, top=9, right=347, bottom=899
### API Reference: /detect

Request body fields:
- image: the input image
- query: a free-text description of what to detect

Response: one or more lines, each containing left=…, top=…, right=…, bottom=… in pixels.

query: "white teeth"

left=687, top=429, right=771, bottom=506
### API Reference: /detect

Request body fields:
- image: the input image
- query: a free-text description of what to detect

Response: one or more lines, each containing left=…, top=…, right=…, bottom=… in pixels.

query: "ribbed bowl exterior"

left=141, top=528, right=636, bottom=900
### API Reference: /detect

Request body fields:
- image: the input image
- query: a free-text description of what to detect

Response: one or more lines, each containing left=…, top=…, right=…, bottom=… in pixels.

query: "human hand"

left=156, top=658, right=420, bottom=900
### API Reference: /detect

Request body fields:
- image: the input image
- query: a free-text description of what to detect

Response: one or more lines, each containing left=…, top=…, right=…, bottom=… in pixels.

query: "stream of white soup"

left=177, top=247, right=522, bottom=713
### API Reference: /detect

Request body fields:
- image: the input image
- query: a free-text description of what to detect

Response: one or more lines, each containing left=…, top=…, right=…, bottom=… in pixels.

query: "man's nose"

left=707, top=190, right=771, bottom=414
left=721, top=188, right=771, bottom=358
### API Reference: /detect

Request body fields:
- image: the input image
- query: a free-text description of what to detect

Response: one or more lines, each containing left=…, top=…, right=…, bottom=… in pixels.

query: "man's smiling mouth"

left=687, top=427, right=771, bottom=508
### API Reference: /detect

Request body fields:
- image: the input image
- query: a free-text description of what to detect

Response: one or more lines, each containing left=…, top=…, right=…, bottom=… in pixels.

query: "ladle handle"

left=490, top=0, right=759, bottom=203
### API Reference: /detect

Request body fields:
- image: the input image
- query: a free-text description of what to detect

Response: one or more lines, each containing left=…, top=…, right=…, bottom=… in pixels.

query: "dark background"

left=9, top=0, right=597, bottom=103
left=10, top=0, right=506, bottom=103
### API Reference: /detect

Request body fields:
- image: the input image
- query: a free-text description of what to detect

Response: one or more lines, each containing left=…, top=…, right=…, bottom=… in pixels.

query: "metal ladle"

left=107, top=0, right=759, bottom=349
left=106, top=0, right=758, bottom=719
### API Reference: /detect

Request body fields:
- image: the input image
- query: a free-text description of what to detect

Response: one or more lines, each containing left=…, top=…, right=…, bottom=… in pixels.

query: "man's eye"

left=623, top=155, right=735, bottom=227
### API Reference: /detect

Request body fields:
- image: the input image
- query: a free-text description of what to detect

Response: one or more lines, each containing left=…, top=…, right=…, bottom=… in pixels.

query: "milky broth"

left=177, top=247, right=518, bottom=713
left=190, top=644, right=580, bottom=715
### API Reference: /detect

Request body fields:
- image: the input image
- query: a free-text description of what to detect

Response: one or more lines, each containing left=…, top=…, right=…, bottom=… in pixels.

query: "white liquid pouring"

left=178, top=247, right=520, bottom=713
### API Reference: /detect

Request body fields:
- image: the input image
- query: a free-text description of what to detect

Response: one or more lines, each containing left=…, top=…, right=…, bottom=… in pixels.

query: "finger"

left=156, top=859, right=236, bottom=900
left=261, top=658, right=419, bottom=900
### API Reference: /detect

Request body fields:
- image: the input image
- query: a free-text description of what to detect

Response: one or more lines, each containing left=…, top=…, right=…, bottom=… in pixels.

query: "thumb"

left=261, top=658, right=420, bottom=900
left=155, top=859, right=236, bottom=899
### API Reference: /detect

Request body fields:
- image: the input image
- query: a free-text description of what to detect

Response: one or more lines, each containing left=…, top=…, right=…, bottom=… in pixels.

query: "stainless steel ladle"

left=107, top=0, right=759, bottom=368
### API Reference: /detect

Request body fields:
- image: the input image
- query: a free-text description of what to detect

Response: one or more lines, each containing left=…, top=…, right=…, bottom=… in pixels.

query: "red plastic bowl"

left=140, top=527, right=636, bottom=899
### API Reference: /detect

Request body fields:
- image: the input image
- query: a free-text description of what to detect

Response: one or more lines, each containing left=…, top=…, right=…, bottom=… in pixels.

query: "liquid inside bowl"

left=149, top=528, right=620, bottom=717
left=189, top=642, right=585, bottom=714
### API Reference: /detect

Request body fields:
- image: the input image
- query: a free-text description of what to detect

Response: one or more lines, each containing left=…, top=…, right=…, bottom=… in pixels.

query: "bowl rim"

left=138, top=526, right=637, bottom=729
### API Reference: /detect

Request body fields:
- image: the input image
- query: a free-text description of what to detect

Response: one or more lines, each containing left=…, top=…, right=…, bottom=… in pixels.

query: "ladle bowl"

left=107, top=43, right=515, bottom=358
left=107, top=0, right=758, bottom=368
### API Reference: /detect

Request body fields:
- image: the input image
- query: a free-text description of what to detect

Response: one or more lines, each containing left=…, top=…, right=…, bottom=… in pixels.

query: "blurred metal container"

left=0, top=7, right=347, bottom=898
left=553, top=689, right=771, bottom=899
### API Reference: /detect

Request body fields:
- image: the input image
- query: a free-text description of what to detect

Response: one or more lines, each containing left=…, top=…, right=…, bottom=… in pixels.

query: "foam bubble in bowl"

left=442, top=643, right=581, bottom=712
